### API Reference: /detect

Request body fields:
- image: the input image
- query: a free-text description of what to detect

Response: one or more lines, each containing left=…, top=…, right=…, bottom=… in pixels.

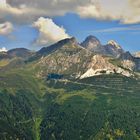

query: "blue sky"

left=0, top=13, right=140, bottom=52
left=0, top=0, right=140, bottom=52
left=54, top=13, right=140, bottom=52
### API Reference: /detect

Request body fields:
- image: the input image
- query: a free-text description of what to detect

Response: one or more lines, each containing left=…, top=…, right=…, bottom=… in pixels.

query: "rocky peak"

left=81, top=35, right=101, bottom=47
left=104, top=40, right=124, bottom=57
left=55, top=37, right=78, bottom=46
left=81, top=35, right=102, bottom=53
left=107, top=40, right=121, bottom=49
left=119, top=51, right=134, bottom=60
left=81, top=36, right=124, bottom=57
left=37, top=37, right=79, bottom=56
left=68, top=37, right=77, bottom=43
left=84, top=35, right=100, bottom=42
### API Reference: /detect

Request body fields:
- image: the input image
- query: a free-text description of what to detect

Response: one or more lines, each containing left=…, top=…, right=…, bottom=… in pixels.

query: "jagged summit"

left=81, top=36, right=124, bottom=57
left=107, top=40, right=122, bottom=49
left=37, top=37, right=80, bottom=56
left=81, top=35, right=101, bottom=46
left=119, top=51, right=134, bottom=60
left=104, top=40, right=124, bottom=57
left=81, top=35, right=102, bottom=53
left=84, top=35, right=100, bottom=42
left=1, top=35, right=139, bottom=78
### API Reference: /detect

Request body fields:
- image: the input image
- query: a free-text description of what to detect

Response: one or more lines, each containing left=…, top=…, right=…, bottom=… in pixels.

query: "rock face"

left=119, top=51, right=136, bottom=70
left=119, top=51, right=140, bottom=71
left=1, top=36, right=137, bottom=79
left=133, top=52, right=140, bottom=70
left=38, top=37, right=79, bottom=56
left=35, top=37, right=93, bottom=78
left=119, top=51, right=134, bottom=60
left=81, top=35, right=103, bottom=53
left=80, top=55, right=133, bottom=79
left=80, top=68, right=115, bottom=79
left=103, top=40, right=124, bottom=57
left=33, top=37, right=133, bottom=79
left=81, top=36, right=124, bottom=57
left=134, top=58, right=140, bottom=71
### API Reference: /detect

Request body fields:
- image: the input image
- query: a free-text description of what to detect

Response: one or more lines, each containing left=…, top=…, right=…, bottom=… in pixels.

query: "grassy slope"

left=0, top=65, right=140, bottom=140
left=0, top=69, right=45, bottom=140
left=42, top=76, right=140, bottom=140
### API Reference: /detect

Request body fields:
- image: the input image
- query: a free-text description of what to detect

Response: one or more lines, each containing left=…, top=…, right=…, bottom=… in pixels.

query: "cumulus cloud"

left=0, top=0, right=140, bottom=24
left=0, top=22, right=13, bottom=35
left=33, top=17, right=70, bottom=45
left=0, top=47, right=7, bottom=52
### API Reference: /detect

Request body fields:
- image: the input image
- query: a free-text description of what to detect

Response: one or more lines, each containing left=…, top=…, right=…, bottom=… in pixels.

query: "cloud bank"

left=0, top=0, right=140, bottom=24
left=33, top=17, right=70, bottom=45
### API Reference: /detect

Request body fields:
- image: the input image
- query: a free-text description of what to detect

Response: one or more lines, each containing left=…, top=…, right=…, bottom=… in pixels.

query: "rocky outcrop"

left=35, top=37, right=93, bottom=78
left=28, top=36, right=138, bottom=79
left=81, top=35, right=103, bottom=53
left=80, top=55, right=133, bottom=79
left=81, top=36, right=124, bottom=57
left=103, top=40, right=124, bottom=57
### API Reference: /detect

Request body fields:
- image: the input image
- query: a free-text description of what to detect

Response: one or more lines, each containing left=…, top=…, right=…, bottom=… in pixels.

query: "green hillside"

left=0, top=68, right=140, bottom=140
left=0, top=38, right=140, bottom=140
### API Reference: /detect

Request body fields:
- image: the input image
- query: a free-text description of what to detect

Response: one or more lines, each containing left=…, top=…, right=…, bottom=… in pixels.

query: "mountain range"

left=1, top=35, right=139, bottom=78
left=0, top=35, right=140, bottom=140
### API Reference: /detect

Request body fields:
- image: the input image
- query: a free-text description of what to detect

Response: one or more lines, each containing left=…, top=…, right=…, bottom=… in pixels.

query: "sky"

left=0, top=0, right=140, bottom=52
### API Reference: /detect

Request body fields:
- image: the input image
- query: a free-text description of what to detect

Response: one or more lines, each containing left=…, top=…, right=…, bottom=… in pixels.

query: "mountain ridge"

left=0, top=35, right=140, bottom=140
left=0, top=35, right=140, bottom=79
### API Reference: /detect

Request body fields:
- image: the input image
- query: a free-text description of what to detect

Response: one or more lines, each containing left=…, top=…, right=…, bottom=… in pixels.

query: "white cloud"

left=77, top=0, right=140, bottom=24
left=0, top=0, right=140, bottom=24
left=0, top=22, right=13, bottom=35
left=0, top=47, right=7, bottom=52
left=33, top=17, right=70, bottom=45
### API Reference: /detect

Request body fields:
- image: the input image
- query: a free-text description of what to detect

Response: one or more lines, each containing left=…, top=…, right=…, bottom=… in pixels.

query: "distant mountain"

left=81, top=36, right=124, bottom=57
left=103, top=40, right=124, bottom=57
left=0, top=36, right=139, bottom=78
left=7, top=48, right=34, bottom=59
left=119, top=51, right=140, bottom=71
left=0, top=48, right=34, bottom=60
left=0, top=48, right=35, bottom=70
left=119, top=51, right=134, bottom=60
left=30, top=37, right=134, bottom=79
left=81, top=35, right=103, bottom=52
